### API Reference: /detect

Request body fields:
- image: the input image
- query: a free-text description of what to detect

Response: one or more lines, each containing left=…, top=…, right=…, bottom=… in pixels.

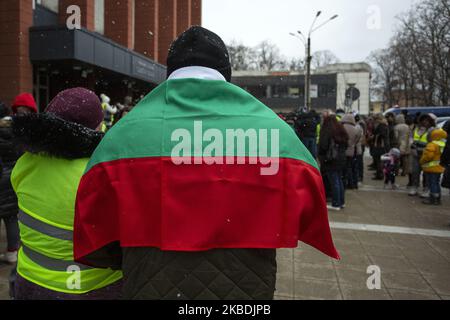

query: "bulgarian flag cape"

left=74, top=78, right=339, bottom=266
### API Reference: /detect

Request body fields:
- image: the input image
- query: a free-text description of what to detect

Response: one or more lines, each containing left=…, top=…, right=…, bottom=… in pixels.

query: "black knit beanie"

left=166, top=26, right=232, bottom=82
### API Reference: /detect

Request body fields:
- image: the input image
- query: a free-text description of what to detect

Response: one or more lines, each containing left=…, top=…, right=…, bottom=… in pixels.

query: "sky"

left=203, top=0, right=420, bottom=63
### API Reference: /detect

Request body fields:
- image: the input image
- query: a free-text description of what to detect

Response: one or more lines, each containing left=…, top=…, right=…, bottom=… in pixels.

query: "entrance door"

left=33, top=68, right=50, bottom=112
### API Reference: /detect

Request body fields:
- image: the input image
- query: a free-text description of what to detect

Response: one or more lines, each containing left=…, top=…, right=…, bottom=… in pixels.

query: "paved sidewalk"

left=274, top=171, right=450, bottom=300
left=1, top=164, right=449, bottom=300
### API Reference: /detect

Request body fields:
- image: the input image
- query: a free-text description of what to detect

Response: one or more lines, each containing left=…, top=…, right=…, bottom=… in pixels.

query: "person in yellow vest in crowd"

left=420, top=128, right=447, bottom=205
left=100, top=94, right=117, bottom=132
left=409, top=113, right=436, bottom=197
left=11, top=88, right=122, bottom=300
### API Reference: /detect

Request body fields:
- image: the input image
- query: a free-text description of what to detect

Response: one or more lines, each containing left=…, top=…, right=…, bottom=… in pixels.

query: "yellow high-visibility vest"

left=11, top=153, right=122, bottom=294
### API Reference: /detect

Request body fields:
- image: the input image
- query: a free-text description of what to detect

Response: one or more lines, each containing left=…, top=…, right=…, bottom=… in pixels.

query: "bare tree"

left=288, top=57, right=305, bottom=72
left=227, top=40, right=257, bottom=71
left=312, top=50, right=340, bottom=69
left=254, top=40, right=285, bottom=71
left=368, top=0, right=450, bottom=107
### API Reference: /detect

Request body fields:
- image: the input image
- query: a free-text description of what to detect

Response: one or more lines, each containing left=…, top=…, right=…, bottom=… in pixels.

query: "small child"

left=420, top=128, right=447, bottom=205
left=381, top=148, right=401, bottom=190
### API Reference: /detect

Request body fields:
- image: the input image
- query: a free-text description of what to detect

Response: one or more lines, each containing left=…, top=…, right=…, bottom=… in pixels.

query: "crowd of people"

left=0, top=26, right=340, bottom=301
left=282, top=108, right=449, bottom=211
left=0, top=25, right=448, bottom=301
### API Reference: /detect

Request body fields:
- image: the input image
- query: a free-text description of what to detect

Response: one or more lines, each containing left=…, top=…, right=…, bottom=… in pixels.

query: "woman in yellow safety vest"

left=11, top=88, right=122, bottom=300
left=409, top=114, right=436, bottom=196
left=420, top=129, right=447, bottom=205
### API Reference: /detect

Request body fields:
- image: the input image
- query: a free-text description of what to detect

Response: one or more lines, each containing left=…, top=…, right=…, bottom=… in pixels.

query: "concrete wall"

left=336, top=71, right=371, bottom=115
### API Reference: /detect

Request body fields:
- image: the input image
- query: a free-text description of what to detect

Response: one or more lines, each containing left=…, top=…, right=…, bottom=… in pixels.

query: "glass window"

left=288, top=87, right=300, bottom=98
left=95, top=0, right=105, bottom=34
left=36, top=0, right=59, bottom=13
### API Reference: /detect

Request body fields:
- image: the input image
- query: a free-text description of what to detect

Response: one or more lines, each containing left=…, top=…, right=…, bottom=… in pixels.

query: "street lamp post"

left=290, top=12, right=338, bottom=112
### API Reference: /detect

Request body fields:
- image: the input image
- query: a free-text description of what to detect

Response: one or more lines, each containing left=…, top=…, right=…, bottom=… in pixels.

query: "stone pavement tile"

left=334, top=265, right=372, bottom=288
left=353, top=231, right=396, bottom=247
left=362, top=244, right=404, bottom=258
left=294, top=278, right=342, bottom=300
left=369, top=255, right=418, bottom=273
left=274, top=295, right=294, bottom=300
left=382, top=272, right=434, bottom=293
left=276, top=248, right=294, bottom=261
left=294, top=246, right=334, bottom=266
left=390, top=234, right=433, bottom=249
left=330, top=215, right=376, bottom=225
left=333, top=252, right=371, bottom=268
left=409, top=260, right=450, bottom=275
left=0, top=265, right=13, bottom=279
left=340, top=285, right=391, bottom=300
left=421, top=273, right=450, bottom=296
left=330, top=229, right=359, bottom=243
left=275, top=273, right=294, bottom=298
left=441, top=296, right=450, bottom=300
left=0, top=282, right=10, bottom=300
left=277, top=257, right=293, bottom=275
left=422, top=238, right=450, bottom=261
left=388, top=289, right=441, bottom=300
left=294, top=262, right=337, bottom=283
left=333, top=239, right=367, bottom=256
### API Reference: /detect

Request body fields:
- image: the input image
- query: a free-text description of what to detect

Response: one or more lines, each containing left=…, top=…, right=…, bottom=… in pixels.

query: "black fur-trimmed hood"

left=12, top=113, right=103, bottom=159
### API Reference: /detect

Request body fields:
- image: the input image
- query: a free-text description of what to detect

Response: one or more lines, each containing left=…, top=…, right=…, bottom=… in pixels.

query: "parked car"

left=437, top=119, right=449, bottom=130
left=383, top=106, right=450, bottom=118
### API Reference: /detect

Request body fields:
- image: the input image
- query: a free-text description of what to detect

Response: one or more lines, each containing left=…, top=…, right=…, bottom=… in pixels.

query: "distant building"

left=232, top=62, right=372, bottom=115
left=0, top=0, right=201, bottom=111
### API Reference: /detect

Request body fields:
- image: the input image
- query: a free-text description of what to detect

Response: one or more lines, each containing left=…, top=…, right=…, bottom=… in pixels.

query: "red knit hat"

left=45, top=87, right=104, bottom=130
left=11, top=93, right=38, bottom=114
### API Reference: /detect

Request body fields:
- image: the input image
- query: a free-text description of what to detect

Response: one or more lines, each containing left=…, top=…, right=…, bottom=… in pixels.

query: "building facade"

left=0, top=0, right=202, bottom=111
left=232, top=63, right=372, bottom=115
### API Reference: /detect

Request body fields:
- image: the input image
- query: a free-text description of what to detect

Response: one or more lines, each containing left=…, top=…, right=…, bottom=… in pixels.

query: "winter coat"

left=442, top=142, right=450, bottom=189
left=11, top=113, right=122, bottom=299
left=318, top=127, right=347, bottom=172
left=372, top=120, right=389, bottom=156
left=420, top=129, right=447, bottom=174
left=295, top=112, right=319, bottom=139
left=121, top=247, right=276, bottom=299
left=341, top=114, right=362, bottom=157
left=0, top=117, right=19, bottom=219
left=394, top=115, right=411, bottom=155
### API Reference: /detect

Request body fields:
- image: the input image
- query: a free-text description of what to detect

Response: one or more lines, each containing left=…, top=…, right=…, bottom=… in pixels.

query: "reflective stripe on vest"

left=21, top=245, right=93, bottom=272
left=422, top=140, right=446, bottom=168
left=432, top=140, right=446, bottom=153
left=413, top=128, right=428, bottom=143
left=422, top=160, right=442, bottom=168
left=18, top=210, right=73, bottom=241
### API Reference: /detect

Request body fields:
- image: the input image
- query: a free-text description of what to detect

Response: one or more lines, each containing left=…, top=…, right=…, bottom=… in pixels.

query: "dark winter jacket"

left=439, top=121, right=450, bottom=189
left=318, top=128, right=347, bottom=172
left=0, top=117, right=19, bottom=219
left=441, top=140, right=450, bottom=168
left=442, top=140, right=450, bottom=189
left=120, top=247, right=276, bottom=300
left=11, top=113, right=122, bottom=299
left=372, top=121, right=390, bottom=155
left=295, top=112, right=319, bottom=139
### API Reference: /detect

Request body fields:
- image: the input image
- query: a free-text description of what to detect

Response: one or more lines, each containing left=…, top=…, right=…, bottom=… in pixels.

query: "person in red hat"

left=11, top=93, right=38, bottom=115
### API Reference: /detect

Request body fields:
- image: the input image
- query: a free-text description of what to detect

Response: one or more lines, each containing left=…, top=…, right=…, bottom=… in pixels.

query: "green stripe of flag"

left=86, top=79, right=318, bottom=173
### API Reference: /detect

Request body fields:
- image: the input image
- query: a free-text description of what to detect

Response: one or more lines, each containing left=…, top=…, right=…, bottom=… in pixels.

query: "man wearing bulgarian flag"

left=74, top=26, right=339, bottom=300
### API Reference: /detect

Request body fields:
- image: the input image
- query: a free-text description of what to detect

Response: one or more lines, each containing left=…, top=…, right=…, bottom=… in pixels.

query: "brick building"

left=0, top=0, right=202, bottom=111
